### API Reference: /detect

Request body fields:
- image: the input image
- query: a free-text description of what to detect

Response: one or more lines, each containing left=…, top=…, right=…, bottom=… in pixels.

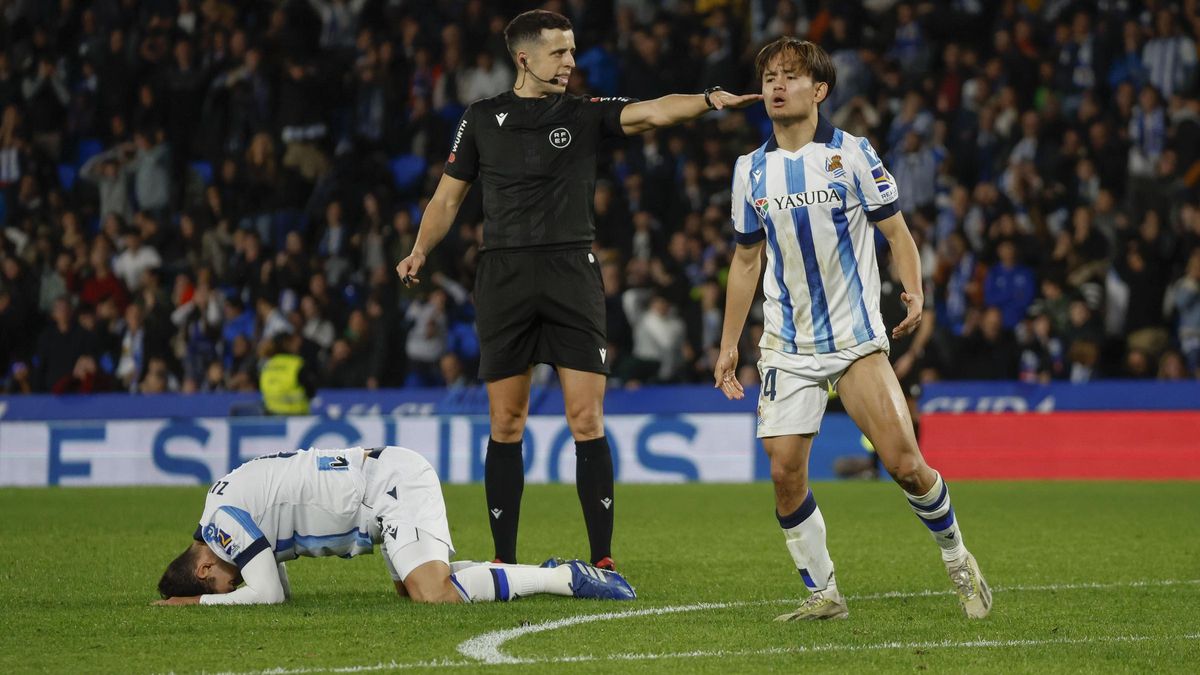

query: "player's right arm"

left=716, top=240, right=764, bottom=400
left=715, top=157, right=765, bottom=401
left=396, top=105, right=478, bottom=286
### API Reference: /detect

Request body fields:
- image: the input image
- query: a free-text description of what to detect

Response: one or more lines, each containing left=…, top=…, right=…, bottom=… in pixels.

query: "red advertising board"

left=920, top=412, right=1200, bottom=479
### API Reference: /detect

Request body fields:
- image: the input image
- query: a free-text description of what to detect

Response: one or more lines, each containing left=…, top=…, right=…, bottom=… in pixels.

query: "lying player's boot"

left=946, top=552, right=992, bottom=619
left=539, top=557, right=565, bottom=568
left=774, top=590, right=849, bottom=621
left=593, top=556, right=616, bottom=571
left=566, top=560, right=636, bottom=600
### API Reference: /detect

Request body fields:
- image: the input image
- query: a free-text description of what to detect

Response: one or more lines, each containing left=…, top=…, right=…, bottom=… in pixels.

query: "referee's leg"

left=560, top=366, right=616, bottom=569
left=485, top=368, right=533, bottom=563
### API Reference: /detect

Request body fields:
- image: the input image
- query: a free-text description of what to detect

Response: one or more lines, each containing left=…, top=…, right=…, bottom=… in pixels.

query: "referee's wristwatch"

left=703, top=86, right=723, bottom=110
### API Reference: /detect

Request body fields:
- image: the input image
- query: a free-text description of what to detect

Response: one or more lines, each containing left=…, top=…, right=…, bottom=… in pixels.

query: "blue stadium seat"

left=389, top=154, right=427, bottom=192
left=76, top=138, right=103, bottom=167
left=57, top=164, right=77, bottom=191
left=271, top=209, right=306, bottom=245
left=190, top=160, right=214, bottom=185
left=436, top=103, right=466, bottom=125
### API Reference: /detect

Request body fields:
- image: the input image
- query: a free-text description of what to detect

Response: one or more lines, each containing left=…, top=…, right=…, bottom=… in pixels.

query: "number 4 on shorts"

left=763, top=368, right=778, bottom=401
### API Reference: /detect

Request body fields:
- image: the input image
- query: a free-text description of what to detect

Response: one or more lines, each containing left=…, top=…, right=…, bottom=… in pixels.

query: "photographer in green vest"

left=259, top=331, right=317, bottom=416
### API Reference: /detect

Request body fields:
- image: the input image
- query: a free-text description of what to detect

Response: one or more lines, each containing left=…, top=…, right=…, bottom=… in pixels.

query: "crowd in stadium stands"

left=1, top=0, right=1199, bottom=398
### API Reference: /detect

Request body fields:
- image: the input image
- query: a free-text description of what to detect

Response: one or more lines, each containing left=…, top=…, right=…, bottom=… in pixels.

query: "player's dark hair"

left=754, top=37, right=836, bottom=96
left=504, top=10, right=573, bottom=58
left=157, top=544, right=212, bottom=599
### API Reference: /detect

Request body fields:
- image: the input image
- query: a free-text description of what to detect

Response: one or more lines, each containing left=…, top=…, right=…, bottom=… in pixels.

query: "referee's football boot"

left=774, top=590, right=849, bottom=621
left=946, top=552, right=992, bottom=619
left=541, top=556, right=617, bottom=571
left=565, top=560, right=636, bottom=600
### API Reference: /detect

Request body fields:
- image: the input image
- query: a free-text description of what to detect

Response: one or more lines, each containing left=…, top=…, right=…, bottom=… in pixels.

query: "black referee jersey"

left=443, top=91, right=635, bottom=250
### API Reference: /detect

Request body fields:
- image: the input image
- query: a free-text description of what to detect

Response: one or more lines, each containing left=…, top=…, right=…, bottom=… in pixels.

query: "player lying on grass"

left=155, top=446, right=635, bottom=605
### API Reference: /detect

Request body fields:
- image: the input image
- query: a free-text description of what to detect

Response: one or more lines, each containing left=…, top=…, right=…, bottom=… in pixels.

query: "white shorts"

left=756, top=335, right=890, bottom=438
left=363, top=446, right=456, bottom=581
left=382, top=530, right=452, bottom=581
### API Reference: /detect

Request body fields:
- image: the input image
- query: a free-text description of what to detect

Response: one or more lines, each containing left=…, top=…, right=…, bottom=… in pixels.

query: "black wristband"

left=703, top=86, right=722, bottom=110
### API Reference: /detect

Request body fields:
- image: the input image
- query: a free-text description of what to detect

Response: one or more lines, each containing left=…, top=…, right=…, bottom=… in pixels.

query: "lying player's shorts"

left=363, top=447, right=456, bottom=581
left=756, top=335, right=890, bottom=438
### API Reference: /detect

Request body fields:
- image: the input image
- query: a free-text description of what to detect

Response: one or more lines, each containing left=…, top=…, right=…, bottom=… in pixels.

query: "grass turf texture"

left=1, top=481, right=1198, bottom=673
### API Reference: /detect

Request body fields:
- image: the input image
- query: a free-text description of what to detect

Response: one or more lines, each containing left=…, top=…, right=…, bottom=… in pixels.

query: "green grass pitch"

left=1, top=481, right=1198, bottom=673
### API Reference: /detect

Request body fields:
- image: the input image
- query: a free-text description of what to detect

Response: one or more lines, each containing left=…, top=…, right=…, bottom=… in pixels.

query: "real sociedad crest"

left=825, top=154, right=845, bottom=178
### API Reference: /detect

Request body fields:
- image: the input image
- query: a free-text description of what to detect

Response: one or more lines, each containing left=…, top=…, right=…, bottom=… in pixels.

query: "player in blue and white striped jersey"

left=154, top=446, right=634, bottom=606
left=714, top=38, right=990, bottom=622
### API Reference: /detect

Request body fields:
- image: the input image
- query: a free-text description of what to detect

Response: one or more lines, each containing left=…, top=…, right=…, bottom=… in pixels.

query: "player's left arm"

left=619, top=90, right=762, bottom=135
left=198, top=547, right=287, bottom=606
left=876, top=212, right=925, bottom=339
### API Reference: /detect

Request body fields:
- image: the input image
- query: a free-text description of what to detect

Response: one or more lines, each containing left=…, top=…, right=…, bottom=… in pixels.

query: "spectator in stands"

left=34, top=296, right=90, bottom=392
left=0, top=0, right=1198, bottom=395
left=80, top=145, right=133, bottom=221
left=1143, top=8, right=1197, bottom=99
left=52, top=354, right=115, bottom=394
left=112, top=227, right=162, bottom=293
left=1173, top=249, right=1200, bottom=372
left=405, top=289, right=448, bottom=387
left=628, top=293, right=687, bottom=383
left=259, top=332, right=316, bottom=415
left=957, top=307, right=1019, bottom=380
left=126, top=127, right=172, bottom=216
left=984, top=239, right=1036, bottom=330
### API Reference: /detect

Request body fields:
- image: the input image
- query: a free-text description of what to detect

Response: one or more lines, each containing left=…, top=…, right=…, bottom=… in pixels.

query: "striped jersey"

left=194, top=447, right=377, bottom=567
left=732, top=116, right=900, bottom=355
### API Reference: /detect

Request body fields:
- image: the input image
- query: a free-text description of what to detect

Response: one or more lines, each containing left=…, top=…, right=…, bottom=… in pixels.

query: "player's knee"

left=770, top=456, right=808, bottom=488
left=885, top=454, right=926, bottom=492
left=404, top=576, right=460, bottom=604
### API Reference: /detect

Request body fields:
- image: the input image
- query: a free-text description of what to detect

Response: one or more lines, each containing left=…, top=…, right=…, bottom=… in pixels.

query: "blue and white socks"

left=449, top=563, right=573, bottom=602
left=906, top=472, right=968, bottom=563
left=778, top=490, right=839, bottom=596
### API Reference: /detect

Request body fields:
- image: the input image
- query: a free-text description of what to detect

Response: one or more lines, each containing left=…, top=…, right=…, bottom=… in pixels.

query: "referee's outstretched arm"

left=395, top=174, right=471, bottom=286
left=618, top=90, right=763, bottom=136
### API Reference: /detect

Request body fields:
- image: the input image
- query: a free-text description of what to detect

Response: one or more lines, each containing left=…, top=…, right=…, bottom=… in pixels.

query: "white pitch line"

left=209, top=578, right=1200, bottom=675
left=457, top=577, right=1200, bottom=664
left=210, top=633, right=1200, bottom=675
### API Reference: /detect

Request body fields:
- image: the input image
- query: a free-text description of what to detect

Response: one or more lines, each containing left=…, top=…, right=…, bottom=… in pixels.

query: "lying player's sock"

left=485, top=438, right=524, bottom=563
left=778, top=489, right=838, bottom=596
left=906, top=471, right=968, bottom=562
left=449, top=564, right=572, bottom=602
left=575, top=436, right=615, bottom=565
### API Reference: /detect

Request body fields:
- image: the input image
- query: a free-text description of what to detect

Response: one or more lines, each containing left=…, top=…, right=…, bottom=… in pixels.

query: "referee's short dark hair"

left=754, top=37, right=836, bottom=95
left=504, top=10, right=573, bottom=57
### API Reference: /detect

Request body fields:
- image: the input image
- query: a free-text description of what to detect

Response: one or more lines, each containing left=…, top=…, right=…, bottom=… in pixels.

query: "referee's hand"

left=708, top=91, right=764, bottom=111
left=396, top=252, right=426, bottom=287
left=714, top=346, right=744, bottom=400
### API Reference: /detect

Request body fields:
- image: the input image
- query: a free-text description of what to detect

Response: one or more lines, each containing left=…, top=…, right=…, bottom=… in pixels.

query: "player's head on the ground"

left=754, top=37, right=836, bottom=123
left=157, top=541, right=239, bottom=599
left=504, top=9, right=574, bottom=95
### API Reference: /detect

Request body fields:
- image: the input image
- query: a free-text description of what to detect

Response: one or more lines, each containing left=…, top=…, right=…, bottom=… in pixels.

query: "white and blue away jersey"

left=194, top=448, right=376, bottom=567
left=732, top=116, right=899, bottom=354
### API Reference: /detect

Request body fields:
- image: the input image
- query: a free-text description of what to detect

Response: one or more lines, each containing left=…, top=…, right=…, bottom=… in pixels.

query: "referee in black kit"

left=396, top=10, right=759, bottom=569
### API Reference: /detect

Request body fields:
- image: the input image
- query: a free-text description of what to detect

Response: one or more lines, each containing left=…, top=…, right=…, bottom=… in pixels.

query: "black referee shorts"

left=474, top=246, right=608, bottom=382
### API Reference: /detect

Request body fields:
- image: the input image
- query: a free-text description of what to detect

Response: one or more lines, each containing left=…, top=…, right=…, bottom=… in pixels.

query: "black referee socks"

left=575, top=436, right=615, bottom=565
left=485, top=438, right=524, bottom=564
